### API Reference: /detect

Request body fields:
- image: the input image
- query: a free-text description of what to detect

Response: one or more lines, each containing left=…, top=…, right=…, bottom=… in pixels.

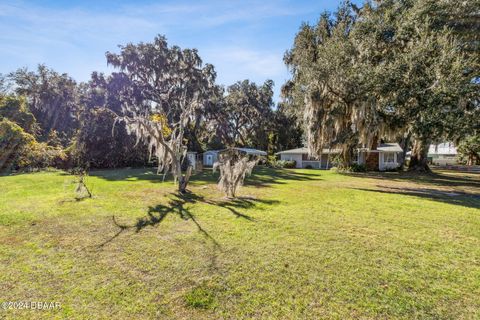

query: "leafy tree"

left=9, top=65, right=79, bottom=144
left=221, top=80, right=274, bottom=149
left=271, top=102, right=303, bottom=153
left=284, top=0, right=478, bottom=171
left=417, top=0, right=480, bottom=55
left=72, top=107, right=149, bottom=168
left=0, top=74, right=9, bottom=95
left=0, top=95, right=37, bottom=134
left=73, top=72, right=149, bottom=168
left=203, top=80, right=274, bottom=197
left=359, top=0, right=478, bottom=171
left=107, top=35, right=218, bottom=193
left=283, top=4, right=374, bottom=167
left=457, top=135, right=480, bottom=165
left=0, top=96, right=66, bottom=172
left=80, top=71, right=136, bottom=114
left=0, top=119, right=34, bottom=171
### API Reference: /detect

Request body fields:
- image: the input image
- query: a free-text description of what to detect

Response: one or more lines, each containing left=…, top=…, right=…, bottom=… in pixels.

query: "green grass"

left=0, top=167, right=479, bottom=319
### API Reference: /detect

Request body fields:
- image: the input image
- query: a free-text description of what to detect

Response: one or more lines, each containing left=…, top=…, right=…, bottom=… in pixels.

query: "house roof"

left=208, top=147, right=267, bottom=156
left=377, top=143, right=403, bottom=153
left=234, top=148, right=267, bottom=156
left=276, top=147, right=341, bottom=155
left=277, top=143, right=403, bottom=155
left=428, top=142, right=457, bottom=155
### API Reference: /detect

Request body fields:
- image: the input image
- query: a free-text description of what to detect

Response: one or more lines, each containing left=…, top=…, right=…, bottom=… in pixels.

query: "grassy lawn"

left=0, top=167, right=479, bottom=319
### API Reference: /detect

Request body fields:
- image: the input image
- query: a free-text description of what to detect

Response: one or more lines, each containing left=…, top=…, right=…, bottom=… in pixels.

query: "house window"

left=384, top=152, right=395, bottom=163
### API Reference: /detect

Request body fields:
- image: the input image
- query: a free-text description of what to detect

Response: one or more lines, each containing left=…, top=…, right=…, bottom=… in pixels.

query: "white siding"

left=203, top=152, right=218, bottom=166
left=428, top=142, right=457, bottom=156
left=379, top=152, right=400, bottom=171
left=280, top=153, right=303, bottom=168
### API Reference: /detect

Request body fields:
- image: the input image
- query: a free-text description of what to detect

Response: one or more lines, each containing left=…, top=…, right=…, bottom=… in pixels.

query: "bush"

left=266, top=155, right=278, bottom=167
left=0, top=118, right=69, bottom=172
left=17, top=141, right=68, bottom=171
left=0, top=95, right=37, bottom=133
left=331, top=163, right=366, bottom=173
left=350, top=163, right=366, bottom=172
left=0, top=119, right=34, bottom=171
left=305, top=164, right=313, bottom=169
left=276, top=160, right=296, bottom=168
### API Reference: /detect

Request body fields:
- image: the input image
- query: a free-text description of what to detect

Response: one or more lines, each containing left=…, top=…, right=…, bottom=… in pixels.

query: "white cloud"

left=118, top=0, right=311, bottom=28
left=205, top=47, right=286, bottom=80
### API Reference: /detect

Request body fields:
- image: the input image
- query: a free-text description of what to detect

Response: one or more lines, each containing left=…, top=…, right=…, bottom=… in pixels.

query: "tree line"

left=1, top=0, right=479, bottom=180
left=0, top=41, right=301, bottom=175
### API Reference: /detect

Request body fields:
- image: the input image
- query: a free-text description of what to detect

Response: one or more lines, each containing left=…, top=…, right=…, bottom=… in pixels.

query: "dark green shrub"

left=277, top=160, right=296, bottom=168
left=17, top=141, right=68, bottom=171
left=350, top=163, right=366, bottom=172
left=0, top=119, right=34, bottom=171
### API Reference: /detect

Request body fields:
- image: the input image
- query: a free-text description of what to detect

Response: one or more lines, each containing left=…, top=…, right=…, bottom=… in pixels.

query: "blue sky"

left=0, top=0, right=359, bottom=101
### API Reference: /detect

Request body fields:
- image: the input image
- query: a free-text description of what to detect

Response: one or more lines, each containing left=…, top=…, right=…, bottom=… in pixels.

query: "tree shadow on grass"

left=245, top=167, right=322, bottom=188
left=88, top=167, right=165, bottom=183
left=98, top=192, right=279, bottom=248
left=89, top=166, right=321, bottom=189
left=207, top=196, right=280, bottom=221
left=343, top=171, right=480, bottom=191
left=190, top=166, right=321, bottom=190
left=352, top=186, right=480, bottom=210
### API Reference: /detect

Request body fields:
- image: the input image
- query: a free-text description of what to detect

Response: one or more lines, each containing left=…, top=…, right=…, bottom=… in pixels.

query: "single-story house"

left=186, top=151, right=203, bottom=171
left=427, top=142, right=458, bottom=166
left=275, top=148, right=340, bottom=169
left=276, top=143, right=403, bottom=171
left=358, top=143, right=403, bottom=171
left=203, top=150, right=219, bottom=167
left=202, top=148, right=267, bottom=167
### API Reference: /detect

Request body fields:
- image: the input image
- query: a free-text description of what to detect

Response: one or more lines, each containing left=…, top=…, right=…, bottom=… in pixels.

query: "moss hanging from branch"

left=213, top=148, right=258, bottom=198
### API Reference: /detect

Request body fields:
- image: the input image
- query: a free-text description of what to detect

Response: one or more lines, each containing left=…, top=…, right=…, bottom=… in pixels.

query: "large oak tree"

left=107, top=35, right=219, bottom=193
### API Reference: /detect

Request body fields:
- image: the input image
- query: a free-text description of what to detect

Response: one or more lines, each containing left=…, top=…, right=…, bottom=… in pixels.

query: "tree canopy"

left=107, top=35, right=219, bottom=192
left=9, top=65, right=79, bottom=145
left=283, top=0, right=479, bottom=170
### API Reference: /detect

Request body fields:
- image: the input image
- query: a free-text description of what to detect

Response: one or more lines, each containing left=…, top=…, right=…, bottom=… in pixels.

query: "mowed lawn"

left=0, top=167, right=479, bottom=319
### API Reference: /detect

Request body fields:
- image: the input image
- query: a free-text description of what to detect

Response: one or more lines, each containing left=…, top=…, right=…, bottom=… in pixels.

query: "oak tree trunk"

left=408, top=138, right=431, bottom=172
left=178, top=165, right=193, bottom=193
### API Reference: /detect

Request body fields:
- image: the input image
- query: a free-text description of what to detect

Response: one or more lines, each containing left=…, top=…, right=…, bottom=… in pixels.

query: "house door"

left=206, top=154, right=213, bottom=166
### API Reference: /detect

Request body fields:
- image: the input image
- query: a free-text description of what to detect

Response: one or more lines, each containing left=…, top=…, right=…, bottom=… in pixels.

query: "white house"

left=186, top=151, right=201, bottom=171
left=275, top=148, right=340, bottom=169
left=276, top=143, right=403, bottom=171
left=203, top=150, right=219, bottom=167
left=202, top=148, right=267, bottom=167
left=428, top=142, right=458, bottom=166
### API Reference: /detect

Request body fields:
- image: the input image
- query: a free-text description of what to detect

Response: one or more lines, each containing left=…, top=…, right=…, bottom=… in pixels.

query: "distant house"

left=276, top=143, right=403, bottom=171
left=203, top=150, right=219, bottom=167
left=202, top=148, right=267, bottom=167
left=427, top=142, right=458, bottom=166
left=275, top=148, right=340, bottom=169
left=186, top=151, right=202, bottom=172
left=358, top=143, right=403, bottom=171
